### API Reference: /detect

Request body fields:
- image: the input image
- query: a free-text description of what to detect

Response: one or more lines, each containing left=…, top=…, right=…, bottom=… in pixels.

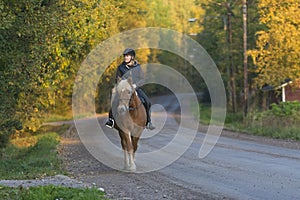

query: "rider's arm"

left=133, top=65, right=145, bottom=88
left=115, top=65, right=123, bottom=83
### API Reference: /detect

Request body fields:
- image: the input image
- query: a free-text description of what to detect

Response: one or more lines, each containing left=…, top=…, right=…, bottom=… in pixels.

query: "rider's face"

left=124, top=54, right=133, bottom=63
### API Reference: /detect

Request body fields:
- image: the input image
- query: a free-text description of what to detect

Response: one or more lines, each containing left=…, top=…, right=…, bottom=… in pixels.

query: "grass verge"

left=43, top=111, right=73, bottom=123
left=193, top=102, right=300, bottom=141
left=0, top=185, right=106, bottom=200
left=1, top=124, right=108, bottom=200
left=194, top=103, right=244, bottom=129
left=0, top=125, right=70, bottom=180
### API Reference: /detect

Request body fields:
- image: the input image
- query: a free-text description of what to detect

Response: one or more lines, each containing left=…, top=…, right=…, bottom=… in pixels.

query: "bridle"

left=117, top=91, right=143, bottom=111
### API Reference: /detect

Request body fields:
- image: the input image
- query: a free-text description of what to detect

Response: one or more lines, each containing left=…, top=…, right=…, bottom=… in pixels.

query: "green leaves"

left=245, top=101, right=300, bottom=140
left=0, top=0, right=125, bottom=138
left=269, top=101, right=300, bottom=117
left=7, top=0, right=299, bottom=143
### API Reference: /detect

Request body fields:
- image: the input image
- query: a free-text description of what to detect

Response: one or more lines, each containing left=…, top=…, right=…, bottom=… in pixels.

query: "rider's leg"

left=105, top=92, right=119, bottom=128
left=105, top=109, right=114, bottom=128
left=136, top=89, right=155, bottom=130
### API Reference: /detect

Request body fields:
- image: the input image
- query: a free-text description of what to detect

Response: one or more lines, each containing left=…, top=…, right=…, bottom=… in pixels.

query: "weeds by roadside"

left=0, top=185, right=106, bottom=200
left=193, top=101, right=300, bottom=141
left=245, top=101, right=300, bottom=140
left=0, top=125, right=70, bottom=180
left=0, top=124, right=108, bottom=200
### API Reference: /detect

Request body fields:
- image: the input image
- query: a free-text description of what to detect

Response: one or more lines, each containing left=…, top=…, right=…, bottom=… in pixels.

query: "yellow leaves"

left=249, top=0, right=300, bottom=88
left=10, top=135, right=38, bottom=148
left=259, top=0, right=300, bottom=29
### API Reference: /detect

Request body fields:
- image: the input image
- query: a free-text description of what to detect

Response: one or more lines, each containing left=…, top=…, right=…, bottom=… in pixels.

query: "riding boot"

left=146, top=108, right=155, bottom=130
left=105, top=109, right=115, bottom=129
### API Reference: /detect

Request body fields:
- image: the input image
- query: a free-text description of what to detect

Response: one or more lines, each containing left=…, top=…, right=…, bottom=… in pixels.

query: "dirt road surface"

left=59, top=94, right=300, bottom=200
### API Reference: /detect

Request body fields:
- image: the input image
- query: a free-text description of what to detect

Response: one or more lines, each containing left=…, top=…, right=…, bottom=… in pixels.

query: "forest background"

left=1, top=0, right=300, bottom=146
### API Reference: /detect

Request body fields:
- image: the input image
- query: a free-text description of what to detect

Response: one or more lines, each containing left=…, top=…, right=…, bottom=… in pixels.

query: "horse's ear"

left=127, top=76, right=133, bottom=85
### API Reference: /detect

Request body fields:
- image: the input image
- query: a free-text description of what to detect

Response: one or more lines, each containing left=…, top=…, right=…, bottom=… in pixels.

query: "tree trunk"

left=227, top=10, right=237, bottom=113
left=243, top=0, right=248, bottom=116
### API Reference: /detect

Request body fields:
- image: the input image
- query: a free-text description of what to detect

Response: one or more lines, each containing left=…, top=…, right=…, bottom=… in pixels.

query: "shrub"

left=246, top=101, right=300, bottom=140
left=0, top=120, right=23, bottom=148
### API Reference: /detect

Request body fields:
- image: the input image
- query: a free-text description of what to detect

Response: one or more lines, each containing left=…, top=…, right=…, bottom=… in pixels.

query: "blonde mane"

left=116, top=79, right=132, bottom=93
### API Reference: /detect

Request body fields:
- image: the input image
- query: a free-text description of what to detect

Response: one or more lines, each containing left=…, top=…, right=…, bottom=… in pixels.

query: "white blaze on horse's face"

left=116, top=79, right=133, bottom=114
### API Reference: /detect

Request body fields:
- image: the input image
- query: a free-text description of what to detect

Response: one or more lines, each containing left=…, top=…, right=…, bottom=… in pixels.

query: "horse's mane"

left=113, top=78, right=143, bottom=112
left=116, top=79, right=132, bottom=93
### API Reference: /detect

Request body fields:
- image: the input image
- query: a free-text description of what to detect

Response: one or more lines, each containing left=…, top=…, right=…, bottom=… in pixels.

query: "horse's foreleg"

left=123, top=132, right=136, bottom=172
left=128, top=133, right=136, bottom=172
left=128, top=151, right=136, bottom=172
left=119, top=131, right=130, bottom=170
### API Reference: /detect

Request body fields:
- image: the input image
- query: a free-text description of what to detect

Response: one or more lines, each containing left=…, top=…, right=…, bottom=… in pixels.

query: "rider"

left=105, top=48, right=156, bottom=130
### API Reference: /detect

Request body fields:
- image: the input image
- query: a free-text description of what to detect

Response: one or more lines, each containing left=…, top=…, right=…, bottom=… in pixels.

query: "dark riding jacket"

left=115, top=61, right=144, bottom=88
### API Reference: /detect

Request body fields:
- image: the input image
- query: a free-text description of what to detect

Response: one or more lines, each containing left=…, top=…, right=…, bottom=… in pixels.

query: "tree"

left=145, top=0, right=205, bottom=94
left=0, top=0, right=124, bottom=136
left=200, top=0, right=244, bottom=111
left=249, top=0, right=300, bottom=89
left=243, top=0, right=248, bottom=116
left=198, top=0, right=261, bottom=112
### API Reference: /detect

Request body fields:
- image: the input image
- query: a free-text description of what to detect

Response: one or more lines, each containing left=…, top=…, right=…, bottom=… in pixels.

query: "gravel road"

left=62, top=94, right=300, bottom=200
left=2, top=94, right=300, bottom=200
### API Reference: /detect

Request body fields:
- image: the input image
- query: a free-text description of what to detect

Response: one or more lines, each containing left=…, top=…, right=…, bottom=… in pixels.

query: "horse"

left=111, top=77, right=147, bottom=171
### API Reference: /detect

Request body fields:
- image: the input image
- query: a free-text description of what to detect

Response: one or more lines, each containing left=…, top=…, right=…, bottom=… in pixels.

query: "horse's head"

left=115, top=77, right=135, bottom=115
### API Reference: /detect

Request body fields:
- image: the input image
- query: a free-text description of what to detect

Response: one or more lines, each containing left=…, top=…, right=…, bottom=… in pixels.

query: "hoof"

left=129, top=163, right=136, bottom=172
left=129, top=166, right=136, bottom=172
left=123, top=165, right=136, bottom=172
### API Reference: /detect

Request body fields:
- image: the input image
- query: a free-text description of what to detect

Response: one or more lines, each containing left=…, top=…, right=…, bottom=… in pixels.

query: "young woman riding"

left=105, top=48, right=156, bottom=130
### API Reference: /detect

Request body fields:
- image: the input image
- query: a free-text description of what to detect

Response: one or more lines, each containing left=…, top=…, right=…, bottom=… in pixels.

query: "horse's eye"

left=128, top=91, right=131, bottom=95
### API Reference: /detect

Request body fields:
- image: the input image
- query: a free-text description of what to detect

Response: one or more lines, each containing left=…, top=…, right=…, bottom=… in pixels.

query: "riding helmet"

left=123, top=48, right=135, bottom=57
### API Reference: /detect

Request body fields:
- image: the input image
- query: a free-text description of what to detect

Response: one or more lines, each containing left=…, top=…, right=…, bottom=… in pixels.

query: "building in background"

left=262, top=79, right=300, bottom=108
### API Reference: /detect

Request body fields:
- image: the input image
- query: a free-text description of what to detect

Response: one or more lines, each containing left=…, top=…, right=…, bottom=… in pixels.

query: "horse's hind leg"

left=132, top=136, right=140, bottom=159
left=132, top=128, right=143, bottom=158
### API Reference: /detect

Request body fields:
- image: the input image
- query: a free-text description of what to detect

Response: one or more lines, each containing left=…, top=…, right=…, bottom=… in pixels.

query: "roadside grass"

left=0, top=125, right=70, bottom=180
left=244, top=102, right=300, bottom=140
left=43, top=111, right=73, bottom=123
left=193, top=102, right=300, bottom=141
left=43, top=111, right=97, bottom=123
left=0, top=185, right=106, bottom=200
left=1, top=123, right=108, bottom=200
left=194, top=103, right=244, bottom=129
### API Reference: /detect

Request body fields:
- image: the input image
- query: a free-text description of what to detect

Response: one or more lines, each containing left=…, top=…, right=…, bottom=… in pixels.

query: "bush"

left=246, top=101, right=300, bottom=140
left=0, top=120, right=23, bottom=148
left=269, top=101, right=300, bottom=117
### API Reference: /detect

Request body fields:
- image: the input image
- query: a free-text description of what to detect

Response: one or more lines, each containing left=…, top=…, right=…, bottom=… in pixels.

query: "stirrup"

left=105, top=118, right=114, bottom=129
